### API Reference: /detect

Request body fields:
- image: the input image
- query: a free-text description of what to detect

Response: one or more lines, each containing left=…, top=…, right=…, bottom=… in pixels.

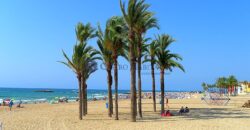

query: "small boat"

left=34, top=90, right=54, bottom=92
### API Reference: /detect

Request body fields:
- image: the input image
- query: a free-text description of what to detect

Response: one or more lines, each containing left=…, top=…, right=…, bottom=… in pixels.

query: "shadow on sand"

left=82, top=107, right=250, bottom=122
left=180, top=108, right=250, bottom=120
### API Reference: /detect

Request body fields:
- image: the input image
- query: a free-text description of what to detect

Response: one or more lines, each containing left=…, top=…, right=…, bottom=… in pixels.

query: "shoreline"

left=0, top=91, right=201, bottom=105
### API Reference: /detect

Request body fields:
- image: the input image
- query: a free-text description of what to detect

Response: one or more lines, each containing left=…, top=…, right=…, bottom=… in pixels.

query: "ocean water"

left=0, top=88, right=192, bottom=104
left=0, top=88, right=130, bottom=103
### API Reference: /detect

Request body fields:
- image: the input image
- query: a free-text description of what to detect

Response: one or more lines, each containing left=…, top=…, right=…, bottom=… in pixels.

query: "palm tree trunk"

left=160, top=68, right=165, bottom=114
left=111, top=96, right=113, bottom=115
left=114, top=58, right=119, bottom=120
left=137, top=36, right=142, bottom=118
left=107, top=67, right=113, bottom=117
left=231, top=86, right=233, bottom=95
left=77, top=76, right=83, bottom=120
left=151, top=59, right=156, bottom=112
left=81, top=77, right=86, bottom=116
left=84, top=84, right=88, bottom=115
left=129, top=31, right=137, bottom=122
left=233, top=86, right=235, bottom=96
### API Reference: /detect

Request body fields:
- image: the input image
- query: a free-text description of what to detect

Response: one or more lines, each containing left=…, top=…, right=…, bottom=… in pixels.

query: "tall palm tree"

left=120, top=0, right=153, bottom=122
left=132, top=36, right=149, bottom=116
left=154, top=34, right=185, bottom=114
left=60, top=42, right=98, bottom=120
left=96, top=24, right=114, bottom=117
left=80, top=45, right=99, bottom=116
left=134, top=8, right=159, bottom=118
left=106, top=16, right=127, bottom=120
left=60, top=47, right=83, bottom=120
left=120, top=0, right=138, bottom=122
left=75, top=22, right=96, bottom=115
left=144, top=40, right=158, bottom=112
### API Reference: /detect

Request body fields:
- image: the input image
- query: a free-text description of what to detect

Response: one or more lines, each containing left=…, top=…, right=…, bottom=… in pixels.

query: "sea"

left=0, top=88, right=191, bottom=104
left=0, top=88, right=131, bottom=103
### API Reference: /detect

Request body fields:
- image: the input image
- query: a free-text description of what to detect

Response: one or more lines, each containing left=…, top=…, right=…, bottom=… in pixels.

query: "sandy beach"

left=0, top=94, right=250, bottom=130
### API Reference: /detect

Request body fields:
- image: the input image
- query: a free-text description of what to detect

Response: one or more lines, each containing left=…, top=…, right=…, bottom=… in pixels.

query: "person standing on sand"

left=166, top=98, right=169, bottom=109
left=9, top=100, right=14, bottom=111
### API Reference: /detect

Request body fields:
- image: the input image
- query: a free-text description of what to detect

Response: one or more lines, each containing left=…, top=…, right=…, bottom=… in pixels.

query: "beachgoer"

left=166, top=110, right=172, bottom=116
left=105, top=102, right=108, bottom=109
left=9, top=100, right=14, bottom=111
left=17, top=100, right=22, bottom=108
left=184, top=107, right=189, bottom=113
left=161, top=110, right=172, bottom=117
left=179, top=106, right=184, bottom=115
left=166, top=98, right=169, bottom=109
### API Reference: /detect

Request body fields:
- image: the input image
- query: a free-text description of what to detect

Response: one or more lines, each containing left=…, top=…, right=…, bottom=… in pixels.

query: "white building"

left=237, top=82, right=250, bottom=95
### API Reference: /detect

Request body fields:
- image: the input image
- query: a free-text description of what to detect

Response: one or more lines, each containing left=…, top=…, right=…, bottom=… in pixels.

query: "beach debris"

left=242, top=100, right=250, bottom=108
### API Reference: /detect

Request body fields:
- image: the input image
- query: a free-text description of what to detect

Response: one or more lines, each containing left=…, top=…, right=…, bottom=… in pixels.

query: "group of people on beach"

left=161, top=98, right=190, bottom=117
left=161, top=106, right=190, bottom=117
left=0, top=100, right=22, bottom=111
left=0, top=100, right=14, bottom=111
left=179, top=106, right=189, bottom=115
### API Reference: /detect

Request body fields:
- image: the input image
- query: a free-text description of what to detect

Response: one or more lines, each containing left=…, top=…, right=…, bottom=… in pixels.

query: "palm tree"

left=216, top=77, right=227, bottom=95
left=120, top=0, right=139, bottom=122
left=60, top=47, right=83, bottom=120
left=96, top=24, right=114, bottom=117
left=120, top=0, right=154, bottom=122
left=80, top=45, right=99, bottom=116
left=75, top=22, right=96, bottom=115
left=60, top=42, right=98, bottom=120
left=144, top=40, right=158, bottom=112
left=76, top=23, right=96, bottom=42
left=154, top=34, right=185, bottom=114
left=134, top=5, right=158, bottom=118
left=202, top=82, right=208, bottom=91
left=106, top=16, right=127, bottom=120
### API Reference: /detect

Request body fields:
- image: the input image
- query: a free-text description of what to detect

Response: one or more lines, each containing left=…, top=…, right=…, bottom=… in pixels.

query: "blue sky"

left=0, top=0, right=249, bottom=91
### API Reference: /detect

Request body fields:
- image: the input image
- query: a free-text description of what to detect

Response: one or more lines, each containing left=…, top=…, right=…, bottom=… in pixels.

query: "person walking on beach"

left=9, top=100, right=14, bottom=111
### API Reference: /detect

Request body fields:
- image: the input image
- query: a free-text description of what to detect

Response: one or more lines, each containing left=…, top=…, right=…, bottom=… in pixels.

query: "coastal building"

left=237, top=82, right=250, bottom=95
left=247, top=83, right=250, bottom=92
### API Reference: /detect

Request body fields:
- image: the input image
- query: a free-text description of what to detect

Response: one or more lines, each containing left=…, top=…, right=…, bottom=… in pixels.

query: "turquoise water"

left=0, top=88, right=191, bottom=104
left=0, top=88, right=130, bottom=102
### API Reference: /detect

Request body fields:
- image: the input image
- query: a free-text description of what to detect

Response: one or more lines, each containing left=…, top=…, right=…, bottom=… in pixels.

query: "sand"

left=1, top=94, right=250, bottom=130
